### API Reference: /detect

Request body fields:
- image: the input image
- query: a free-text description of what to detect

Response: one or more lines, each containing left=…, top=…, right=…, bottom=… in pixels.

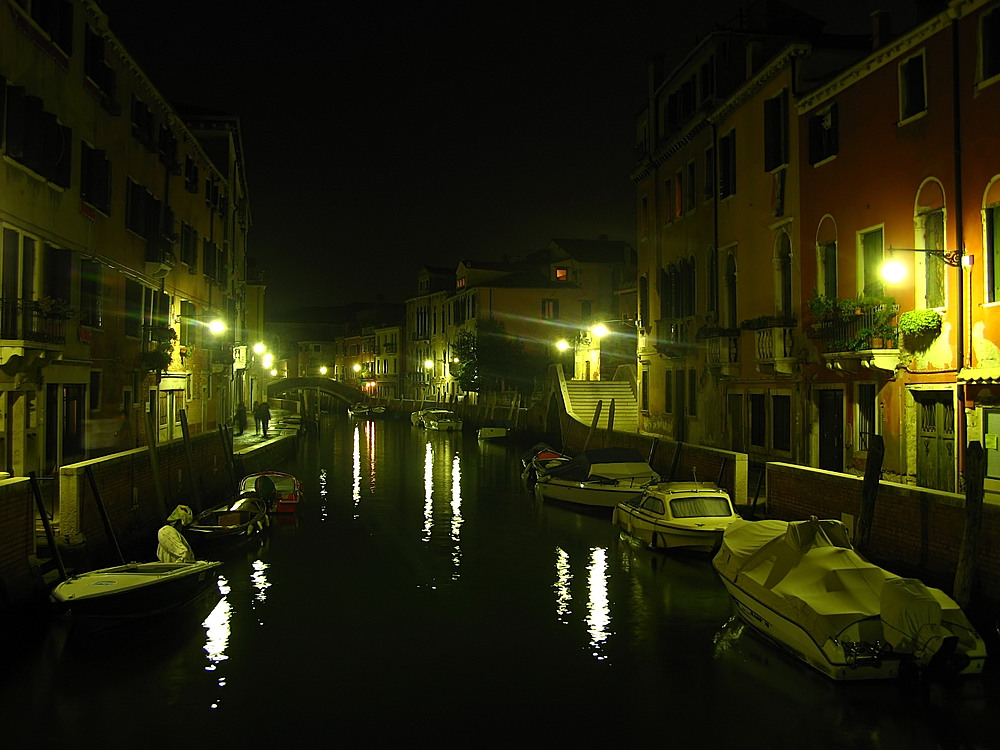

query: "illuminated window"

left=555, top=267, right=569, bottom=281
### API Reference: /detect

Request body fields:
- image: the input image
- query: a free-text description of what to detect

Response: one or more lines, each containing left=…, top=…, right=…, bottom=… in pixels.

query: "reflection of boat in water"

left=713, top=517, right=988, bottom=680
left=51, top=560, right=221, bottom=622
left=613, top=482, right=740, bottom=553
left=532, top=447, right=658, bottom=511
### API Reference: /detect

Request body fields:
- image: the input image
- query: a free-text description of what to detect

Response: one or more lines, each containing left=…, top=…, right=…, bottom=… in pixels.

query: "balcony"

left=648, top=318, right=693, bottom=359
left=754, top=325, right=797, bottom=374
left=698, top=327, right=740, bottom=376
left=0, top=298, right=70, bottom=369
left=809, top=300, right=900, bottom=374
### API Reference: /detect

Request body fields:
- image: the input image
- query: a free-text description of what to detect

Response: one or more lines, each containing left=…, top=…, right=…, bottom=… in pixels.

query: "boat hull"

left=51, top=561, right=221, bottom=621
left=477, top=426, right=507, bottom=439
left=534, top=479, right=644, bottom=509
left=616, top=514, right=726, bottom=552
left=717, top=576, right=901, bottom=680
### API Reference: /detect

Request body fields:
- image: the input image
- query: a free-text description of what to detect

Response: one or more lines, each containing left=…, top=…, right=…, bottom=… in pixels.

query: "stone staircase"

left=563, top=379, right=640, bottom=433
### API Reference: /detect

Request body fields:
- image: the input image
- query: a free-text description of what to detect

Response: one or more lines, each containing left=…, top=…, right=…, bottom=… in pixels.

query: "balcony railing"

left=1, top=298, right=69, bottom=345
left=812, top=304, right=899, bottom=352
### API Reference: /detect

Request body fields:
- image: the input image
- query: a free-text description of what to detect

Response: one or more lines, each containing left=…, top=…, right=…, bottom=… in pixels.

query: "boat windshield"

left=669, top=496, right=733, bottom=518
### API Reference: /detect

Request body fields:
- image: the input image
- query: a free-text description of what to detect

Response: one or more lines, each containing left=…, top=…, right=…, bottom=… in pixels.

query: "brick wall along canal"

left=3, top=413, right=998, bottom=747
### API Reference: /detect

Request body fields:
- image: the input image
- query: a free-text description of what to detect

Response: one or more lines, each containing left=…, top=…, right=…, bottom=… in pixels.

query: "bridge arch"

left=267, top=377, right=364, bottom=405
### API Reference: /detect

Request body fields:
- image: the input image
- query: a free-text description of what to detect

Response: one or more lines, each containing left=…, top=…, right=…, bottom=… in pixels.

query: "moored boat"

left=713, top=517, right=988, bottom=680
left=519, top=442, right=572, bottom=488
left=185, top=497, right=269, bottom=552
left=532, top=447, right=658, bottom=510
left=477, top=425, right=508, bottom=440
left=423, top=409, right=462, bottom=432
left=347, top=403, right=370, bottom=418
left=51, top=560, right=221, bottom=621
left=613, top=481, right=740, bottom=552
left=238, top=471, right=303, bottom=514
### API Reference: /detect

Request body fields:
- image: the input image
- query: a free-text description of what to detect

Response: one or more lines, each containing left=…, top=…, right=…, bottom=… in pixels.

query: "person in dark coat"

left=259, top=401, right=271, bottom=437
left=235, top=402, right=247, bottom=436
left=253, top=401, right=262, bottom=434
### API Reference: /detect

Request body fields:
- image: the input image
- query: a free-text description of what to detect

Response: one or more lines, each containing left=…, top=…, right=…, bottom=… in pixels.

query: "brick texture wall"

left=767, top=462, right=999, bottom=604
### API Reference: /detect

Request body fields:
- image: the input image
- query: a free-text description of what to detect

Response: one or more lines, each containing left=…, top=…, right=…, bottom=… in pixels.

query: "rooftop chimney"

left=872, top=10, right=891, bottom=50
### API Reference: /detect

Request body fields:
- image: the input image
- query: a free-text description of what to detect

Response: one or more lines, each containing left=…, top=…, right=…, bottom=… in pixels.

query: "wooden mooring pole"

left=856, top=434, right=884, bottom=556
left=954, top=441, right=985, bottom=609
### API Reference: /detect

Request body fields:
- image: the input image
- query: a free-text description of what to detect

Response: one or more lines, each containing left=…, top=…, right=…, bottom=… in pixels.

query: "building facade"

left=1, top=0, right=250, bottom=477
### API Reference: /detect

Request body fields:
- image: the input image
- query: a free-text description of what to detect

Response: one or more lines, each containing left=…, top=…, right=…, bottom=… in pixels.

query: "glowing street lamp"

left=881, top=245, right=968, bottom=368
left=319, top=365, right=328, bottom=376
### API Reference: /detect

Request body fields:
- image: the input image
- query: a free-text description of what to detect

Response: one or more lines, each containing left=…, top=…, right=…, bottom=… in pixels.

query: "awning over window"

left=958, top=368, right=1000, bottom=384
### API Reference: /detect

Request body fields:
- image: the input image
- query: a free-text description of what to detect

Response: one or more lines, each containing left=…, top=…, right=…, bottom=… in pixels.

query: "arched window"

left=816, top=216, right=837, bottom=298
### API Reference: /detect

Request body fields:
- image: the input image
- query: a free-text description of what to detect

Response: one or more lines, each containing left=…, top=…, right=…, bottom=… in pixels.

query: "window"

left=203, top=238, right=218, bottom=279
left=818, top=240, right=838, bottom=298
left=984, top=8, right=1000, bottom=81
left=663, top=178, right=673, bottom=222
left=704, top=145, right=715, bottom=201
left=858, top=384, right=877, bottom=452
left=684, top=160, right=696, bottom=212
left=688, top=369, right=697, bottom=416
left=84, top=26, right=116, bottom=99
left=124, top=279, right=142, bottom=338
left=555, top=267, right=569, bottom=281
left=180, top=222, right=198, bottom=268
left=987, top=204, right=1000, bottom=303
left=707, top=247, right=718, bottom=315
left=541, top=298, right=559, bottom=320
left=664, top=370, right=673, bottom=414
left=22, top=0, right=74, bottom=54
left=675, top=170, right=684, bottom=216
left=2, top=85, right=72, bottom=187
left=772, top=393, right=790, bottom=452
left=986, top=408, right=1000, bottom=479
left=719, top=129, right=736, bottom=198
left=749, top=393, right=766, bottom=448
left=639, top=275, right=649, bottom=330
left=581, top=300, right=591, bottom=320
left=808, top=104, right=838, bottom=164
left=899, top=52, right=927, bottom=121
left=131, top=96, right=156, bottom=150
left=724, top=252, right=738, bottom=329
left=80, top=259, right=102, bottom=328
left=80, top=143, right=111, bottom=215
left=764, top=89, right=789, bottom=171
left=776, top=234, right=792, bottom=318
left=184, top=156, right=199, bottom=193
left=923, top=210, right=946, bottom=308
left=860, top=227, right=884, bottom=295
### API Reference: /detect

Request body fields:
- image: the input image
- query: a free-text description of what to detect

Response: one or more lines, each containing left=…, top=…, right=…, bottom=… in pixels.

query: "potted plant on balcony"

left=898, top=309, right=942, bottom=349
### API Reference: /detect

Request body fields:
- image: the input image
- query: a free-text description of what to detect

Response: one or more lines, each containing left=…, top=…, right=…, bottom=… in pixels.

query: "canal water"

left=2, top=414, right=997, bottom=747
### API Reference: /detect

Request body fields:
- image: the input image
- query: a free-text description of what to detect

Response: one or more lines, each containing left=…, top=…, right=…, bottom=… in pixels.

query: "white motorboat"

left=713, top=517, right=988, bottom=680
left=532, top=447, right=658, bottom=510
left=51, top=560, right=221, bottom=621
left=423, top=409, right=463, bottom=432
left=613, top=481, right=740, bottom=552
left=477, top=425, right=508, bottom=440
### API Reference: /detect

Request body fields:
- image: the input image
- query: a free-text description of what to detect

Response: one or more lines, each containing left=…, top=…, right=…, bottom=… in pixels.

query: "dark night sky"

left=99, top=1, right=918, bottom=318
